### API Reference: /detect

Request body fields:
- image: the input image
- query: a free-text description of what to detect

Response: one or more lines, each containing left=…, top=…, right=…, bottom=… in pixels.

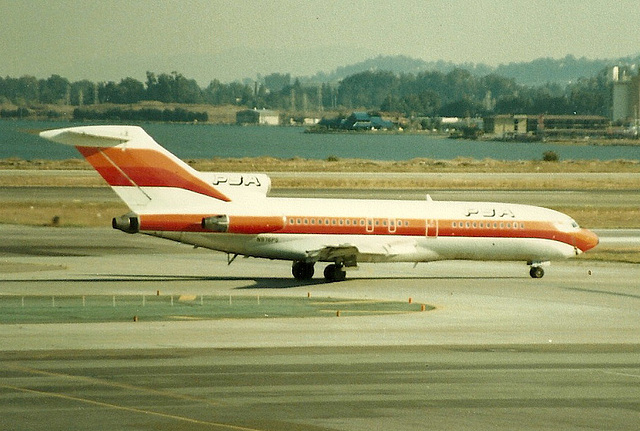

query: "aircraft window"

left=493, top=222, right=497, bottom=228
left=571, top=221, right=579, bottom=228
left=339, top=219, right=344, bottom=225
left=520, top=223, right=525, bottom=229
left=479, top=222, right=483, bottom=228
left=466, top=222, right=470, bottom=228
left=325, top=219, right=330, bottom=225
left=375, top=220, right=380, bottom=226
left=507, top=223, right=511, bottom=229
left=500, top=222, right=504, bottom=228
left=304, top=219, right=308, bottom=225
left=332, top=219, right=336, bottom=225
left=383, top=221, right=387, bottom=226
left=472, top=222, right=477, bottom=228
left=297, top=218, right=301, bottom=224
left=360, top=219, right=365, bottom=226
left=346, top=220, right=350, bottom=226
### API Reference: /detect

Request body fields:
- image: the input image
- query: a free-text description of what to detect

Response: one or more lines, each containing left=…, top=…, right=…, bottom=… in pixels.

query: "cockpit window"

left=555, top=218, right=580, bottom=232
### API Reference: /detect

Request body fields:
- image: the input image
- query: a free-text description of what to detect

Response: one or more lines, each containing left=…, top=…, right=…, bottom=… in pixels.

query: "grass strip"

left=0, top=295, right=432, bottom=324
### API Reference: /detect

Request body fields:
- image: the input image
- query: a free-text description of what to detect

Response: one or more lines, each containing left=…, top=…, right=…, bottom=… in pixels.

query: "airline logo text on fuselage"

left=211, top=175, right=262, bottom=187
left=465, top=208, right=515, bottom=218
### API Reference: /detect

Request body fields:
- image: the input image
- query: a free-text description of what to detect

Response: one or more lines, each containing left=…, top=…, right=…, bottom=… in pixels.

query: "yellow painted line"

left=5, top=364, right=220, bottom=407
left=312, top=300, right=381, bottom=305
left=0, top=383, right=262, bottom=431
left=168, top=315, right=206, bottom=320
left=319, top=309, right=413, bottom=314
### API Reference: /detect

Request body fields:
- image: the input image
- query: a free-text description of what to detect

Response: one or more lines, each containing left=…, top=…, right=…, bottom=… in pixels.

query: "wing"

left=306, top=239, right=424, bottom=266
left=307, top=244, right=360, bottom=266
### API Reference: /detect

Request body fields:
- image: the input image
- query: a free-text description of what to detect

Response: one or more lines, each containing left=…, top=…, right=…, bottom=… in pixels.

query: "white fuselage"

left=138, top=193, right=591, bottom=264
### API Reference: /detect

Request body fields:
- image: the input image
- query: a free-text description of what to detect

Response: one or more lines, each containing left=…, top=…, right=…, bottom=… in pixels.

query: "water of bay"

left=1, top=120, right=638, bottom=161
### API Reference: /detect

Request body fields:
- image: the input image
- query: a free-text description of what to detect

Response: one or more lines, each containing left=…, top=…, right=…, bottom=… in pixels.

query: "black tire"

left=529, top=266, right=544, bottom=279
left=292, top=261, right=314, bottom=280
left=324, top=264, right=346, bottom=282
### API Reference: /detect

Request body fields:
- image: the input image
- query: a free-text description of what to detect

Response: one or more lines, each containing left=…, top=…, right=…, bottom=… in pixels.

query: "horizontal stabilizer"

left=39, top=125, right=150, bottom=148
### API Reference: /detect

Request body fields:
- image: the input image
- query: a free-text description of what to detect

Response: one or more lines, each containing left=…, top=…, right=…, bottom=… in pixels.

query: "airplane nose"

left=575, top=228, right=599, bottom=253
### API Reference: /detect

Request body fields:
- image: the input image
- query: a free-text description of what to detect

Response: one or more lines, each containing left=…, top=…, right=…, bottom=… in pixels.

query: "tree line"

left=0, top=67, right=612, bottom=119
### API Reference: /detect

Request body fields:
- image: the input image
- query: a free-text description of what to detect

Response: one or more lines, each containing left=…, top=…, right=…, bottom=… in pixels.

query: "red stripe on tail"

left=77, top=146, right=230, bottom=202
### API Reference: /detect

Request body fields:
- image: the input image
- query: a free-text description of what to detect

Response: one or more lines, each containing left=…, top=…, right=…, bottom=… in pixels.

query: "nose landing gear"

left=529, top=266, right=544, bottom=279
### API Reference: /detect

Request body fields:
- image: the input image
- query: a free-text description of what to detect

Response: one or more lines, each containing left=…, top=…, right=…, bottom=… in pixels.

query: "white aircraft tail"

left=40, top=125, right=270, bottom=213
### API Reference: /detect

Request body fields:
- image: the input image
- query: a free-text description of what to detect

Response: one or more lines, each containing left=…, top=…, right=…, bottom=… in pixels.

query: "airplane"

left=40, top=125, right=599, bottom=282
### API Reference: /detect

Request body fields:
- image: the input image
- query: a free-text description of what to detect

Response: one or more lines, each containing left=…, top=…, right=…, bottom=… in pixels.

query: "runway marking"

left=0, top=382, right=263, bottom=431
left=602, top=370, right=640, bottom=379
left=3, top=363, right=226, bottom=406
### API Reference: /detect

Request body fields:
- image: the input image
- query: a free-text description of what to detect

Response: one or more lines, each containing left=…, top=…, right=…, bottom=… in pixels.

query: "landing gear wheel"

left=529, top=266, right=544, bottom=279
left=292, top=261, right=315, bottom=280
left=323, top=263, right=347, bottom=282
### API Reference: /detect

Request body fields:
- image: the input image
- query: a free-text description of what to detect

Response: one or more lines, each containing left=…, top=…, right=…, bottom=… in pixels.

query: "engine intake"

left=112, top=213, right=139, bottom=234
left=201, top=215, right=230, bottom=232
left=201, top=215, right=285, bottom=234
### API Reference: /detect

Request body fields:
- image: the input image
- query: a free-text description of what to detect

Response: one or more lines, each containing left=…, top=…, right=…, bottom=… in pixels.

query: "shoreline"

left=1, top=156, right=639, bottom=173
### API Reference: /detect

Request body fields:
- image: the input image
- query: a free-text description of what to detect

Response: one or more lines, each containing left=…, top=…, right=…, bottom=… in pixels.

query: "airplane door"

left=426, top=219, right=438, bottom=237
left=366, top=217, right=374, bottom=233
left=388, top=218, right=396, bottom=233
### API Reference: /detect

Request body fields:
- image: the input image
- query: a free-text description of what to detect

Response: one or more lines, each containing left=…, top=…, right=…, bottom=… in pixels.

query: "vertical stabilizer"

left=40, top=125, right=230, bottom=212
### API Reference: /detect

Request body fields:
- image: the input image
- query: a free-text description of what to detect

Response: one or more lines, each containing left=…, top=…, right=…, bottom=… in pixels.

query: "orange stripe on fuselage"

left=77, top=146, right=230, bottom=202
left=135, top=213, right=596, bottom=252
left=139, top=214, right=285, bottom=235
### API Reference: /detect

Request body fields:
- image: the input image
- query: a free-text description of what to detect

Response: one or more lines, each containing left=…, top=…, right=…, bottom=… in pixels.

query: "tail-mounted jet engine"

left=112, top=213, right=140, bottom=234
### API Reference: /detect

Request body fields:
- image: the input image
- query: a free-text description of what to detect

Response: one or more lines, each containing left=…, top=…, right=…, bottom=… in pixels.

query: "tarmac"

left=0, top=224, right=639, bottom=430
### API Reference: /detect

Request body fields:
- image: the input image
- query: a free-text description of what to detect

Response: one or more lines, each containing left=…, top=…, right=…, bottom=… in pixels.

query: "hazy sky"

left=3, top=0, right=640, bottom=84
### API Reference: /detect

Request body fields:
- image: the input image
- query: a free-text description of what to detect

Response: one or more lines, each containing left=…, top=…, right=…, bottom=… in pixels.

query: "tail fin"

left=40, top=125, right=231, bottom=212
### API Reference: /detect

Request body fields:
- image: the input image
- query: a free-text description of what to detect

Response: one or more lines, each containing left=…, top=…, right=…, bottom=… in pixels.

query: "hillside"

left=303, top=54, right=640, bottom=86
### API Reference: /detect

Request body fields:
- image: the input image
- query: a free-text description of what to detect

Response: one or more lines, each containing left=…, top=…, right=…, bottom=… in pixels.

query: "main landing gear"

left=292, top=261, right=315, bottom=281
left=323, top=263, right=347, bottom=282
left=292, top=261, right=347, bottom=282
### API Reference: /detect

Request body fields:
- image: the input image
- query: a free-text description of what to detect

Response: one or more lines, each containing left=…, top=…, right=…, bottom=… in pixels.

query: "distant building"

left=612, top=66, right=640, bottom=123
left=484, top=114, right=609, bottom=137
left=534, top=115, right=609, bottom=137
left=316, top=112, right=394, bottom=131
left=236, top=108, right=280, bottom=126
left=483, top=115, right=529, bottom=136
left=342, top=112, right=394, bottom=130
